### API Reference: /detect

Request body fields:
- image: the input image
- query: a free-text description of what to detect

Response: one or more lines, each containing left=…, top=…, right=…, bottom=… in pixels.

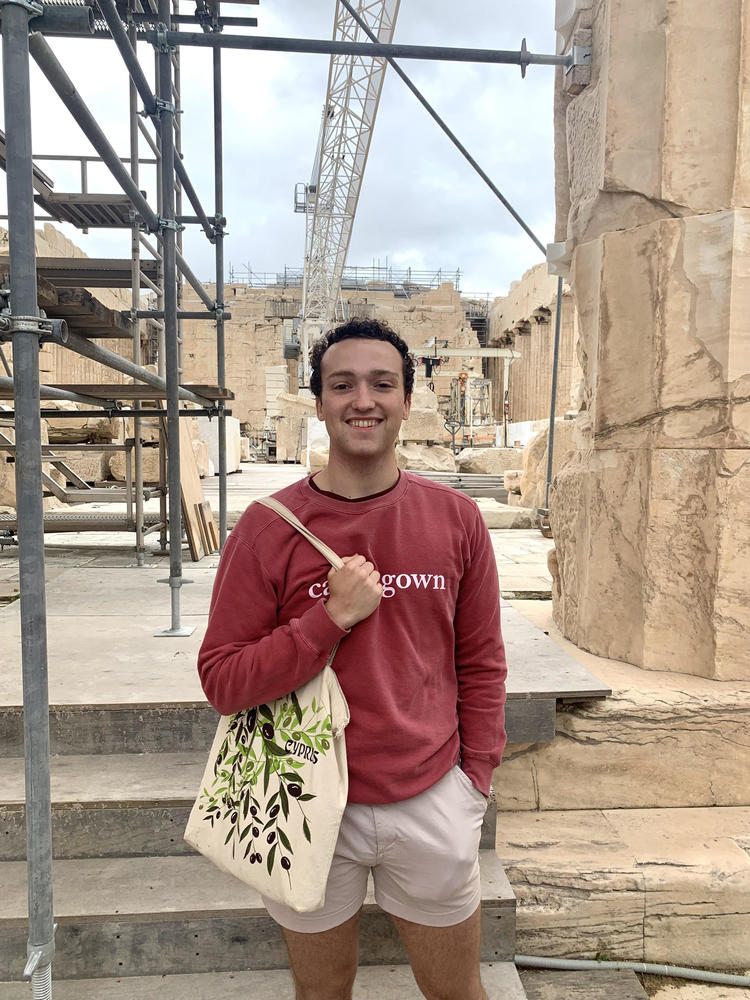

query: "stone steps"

left=0, top=851, right=516, bottom=981
left=496, top=806, right=750, bottom=969
left=0, top=751, right=500, bottom=860
left=499, top=601, right=750, bottom=812
left=0, top=962, right=528, bottom=998
left=519, top=968, right=648, bottom=1000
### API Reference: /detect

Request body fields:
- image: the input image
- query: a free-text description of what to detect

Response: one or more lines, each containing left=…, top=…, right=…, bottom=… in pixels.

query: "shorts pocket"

left=453, top=766, right=488, bottom=809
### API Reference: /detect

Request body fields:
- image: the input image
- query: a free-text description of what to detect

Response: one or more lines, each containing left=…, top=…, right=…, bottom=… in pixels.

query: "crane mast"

left=298, top=0, right=401, bottom=382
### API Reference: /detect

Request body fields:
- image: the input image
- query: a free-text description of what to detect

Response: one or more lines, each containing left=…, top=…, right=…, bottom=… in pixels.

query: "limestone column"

left=551, top=0, right=750, bottom=680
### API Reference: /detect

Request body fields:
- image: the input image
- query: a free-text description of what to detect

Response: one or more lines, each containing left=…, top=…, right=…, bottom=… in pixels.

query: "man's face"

left=315, top=338, right=411, bottom=463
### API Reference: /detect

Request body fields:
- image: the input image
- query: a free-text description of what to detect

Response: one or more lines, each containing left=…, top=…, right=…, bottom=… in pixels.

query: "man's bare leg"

left=390, top=904, right=488, bottom=1000
left=281, top=909, right=361, bottom=1000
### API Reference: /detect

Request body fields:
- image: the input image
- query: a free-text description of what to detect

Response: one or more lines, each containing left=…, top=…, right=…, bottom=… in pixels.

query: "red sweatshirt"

left=198, top=472, right=506, bottom=803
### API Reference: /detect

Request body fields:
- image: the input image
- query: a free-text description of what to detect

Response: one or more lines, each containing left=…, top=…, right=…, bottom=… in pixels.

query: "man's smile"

left=346, top=418, right=382, bottom=428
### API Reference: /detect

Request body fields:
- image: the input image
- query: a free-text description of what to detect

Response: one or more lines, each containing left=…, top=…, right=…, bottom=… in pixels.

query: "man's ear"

left=403, top=394, right=412, bottom=420
left=315, top=395, right=324, bottom=421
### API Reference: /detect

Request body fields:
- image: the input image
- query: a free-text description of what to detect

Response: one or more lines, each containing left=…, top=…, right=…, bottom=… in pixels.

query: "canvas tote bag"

left=185, top=497, right=350, bottom=912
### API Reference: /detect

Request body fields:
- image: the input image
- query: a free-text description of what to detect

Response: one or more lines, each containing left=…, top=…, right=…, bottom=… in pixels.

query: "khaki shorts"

left=263, top=765, right=487, bottom=933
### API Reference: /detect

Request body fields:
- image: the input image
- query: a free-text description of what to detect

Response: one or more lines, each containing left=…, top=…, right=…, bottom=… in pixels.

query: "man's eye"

left=333, top=383, right=351, bottom=391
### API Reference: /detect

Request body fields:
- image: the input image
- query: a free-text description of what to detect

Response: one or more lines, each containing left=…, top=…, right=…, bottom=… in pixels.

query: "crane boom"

left=299, top=0, right=401, bottom=380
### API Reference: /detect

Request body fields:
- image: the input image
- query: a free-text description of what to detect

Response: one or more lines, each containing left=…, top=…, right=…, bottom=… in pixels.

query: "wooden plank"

left=176, top=416, right=206, bottom=561
left=519, top=969, right=648, bottom=1000
left=196, top=500, right=219, bottom=554
left=502, top=605, right=611, bottom=701
left=194, top=502, right=212, bottom=555
left=43, top=286, right=133, bottom=339
left=36, top=276, right=59, bottom=310
left=206, top=513, right=219, bottom=551
left=0, top=257, right=160, bottom=289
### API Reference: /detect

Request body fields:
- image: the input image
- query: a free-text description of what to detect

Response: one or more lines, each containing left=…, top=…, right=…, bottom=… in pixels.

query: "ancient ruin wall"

left=487, top=263, right=580, bottom=424
left=550, top=0, right=750, bottom=680
left=181, top=281, right=482, bottom=436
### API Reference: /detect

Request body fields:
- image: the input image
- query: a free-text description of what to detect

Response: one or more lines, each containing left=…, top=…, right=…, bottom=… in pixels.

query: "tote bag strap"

left=255, top=497, right=345, bottom=572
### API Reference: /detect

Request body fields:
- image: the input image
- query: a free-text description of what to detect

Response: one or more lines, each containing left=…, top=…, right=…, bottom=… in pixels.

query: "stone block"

left=308, top=447, right=329, bottom=474
left=197, top=416, right=241, bottom=473
left=240, top=437, right=251, bottom=462
left=109, top=448, right=161, bottom=485
left=456, top=448, right=524, bottom=476
left=475, top=501, right=534, bottom=530
left=0, top=452, right=14, bottom=508
left=504, top=470, right=522, bottom=493
left=573, top=215, right=750, bottom=453
left=563, top=1, right=748, bottom=243
left=395, top=443, right=456, bottom=473
left=275, top=413, right=304, bottom=463
left=399, top=407, right=445, bottom=443
left=520, top=419, right=576, bottom=510
left=498, top=807, right=750, bottom=966
left=497, top=668, right=750, bottom=811
left=606, top=808, right=750, bottom=968
left=44, top=401, right=123, bottom=444
left=192, top=439, right=210, bottom=478
left=550, top=447, right=750, bottom=680
left=57, top=450, right=110, bottom=484
left=500, top=810, right=645, bottom=960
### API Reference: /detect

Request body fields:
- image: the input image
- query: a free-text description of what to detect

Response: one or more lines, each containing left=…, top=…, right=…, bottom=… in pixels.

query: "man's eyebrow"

left=325, top=368, right=400, bottom=380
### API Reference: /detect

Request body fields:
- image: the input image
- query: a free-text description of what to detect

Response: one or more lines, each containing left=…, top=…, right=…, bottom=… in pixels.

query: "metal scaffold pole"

left=129, top=20, right=146, bottom=567
left=1, top=3, right=56, bottom=991
left=544, top=275, right=564, bottom=511
left=155, top=0, right=193, bottom=636
left=213, top=37, right=227, bottom=548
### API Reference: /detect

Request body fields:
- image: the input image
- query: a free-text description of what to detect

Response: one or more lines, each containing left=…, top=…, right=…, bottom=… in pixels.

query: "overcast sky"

left=3, top=0, right=556, bottom=300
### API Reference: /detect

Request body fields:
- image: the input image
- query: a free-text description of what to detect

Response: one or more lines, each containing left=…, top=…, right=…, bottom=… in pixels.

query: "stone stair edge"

left=496, top=806, right=750, bottom=968
left=0, top=962, right=528, bottom=999
left=0, top=849, right=514, bottom=924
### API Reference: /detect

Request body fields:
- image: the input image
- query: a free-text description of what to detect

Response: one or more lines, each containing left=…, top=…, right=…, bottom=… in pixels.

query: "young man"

left=198, top=318, right=507, bottom=1000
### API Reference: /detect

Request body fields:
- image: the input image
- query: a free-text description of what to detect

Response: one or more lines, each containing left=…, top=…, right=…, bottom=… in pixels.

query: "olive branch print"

left=197, top=692, right=333, bottom=880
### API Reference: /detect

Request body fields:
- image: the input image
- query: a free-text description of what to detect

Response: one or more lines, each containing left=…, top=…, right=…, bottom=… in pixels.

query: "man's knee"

left=282, top=911, right=359, bottom=1000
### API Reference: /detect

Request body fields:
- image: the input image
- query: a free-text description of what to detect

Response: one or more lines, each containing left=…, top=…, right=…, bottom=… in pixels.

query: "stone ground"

left=643, top=979, right=750, bottom=1000
left=0, top=463, right=557, bottom=601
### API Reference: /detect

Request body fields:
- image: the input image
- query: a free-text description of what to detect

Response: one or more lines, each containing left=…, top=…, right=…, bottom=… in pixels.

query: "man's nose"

left=352, top=383, right=375, bottom=408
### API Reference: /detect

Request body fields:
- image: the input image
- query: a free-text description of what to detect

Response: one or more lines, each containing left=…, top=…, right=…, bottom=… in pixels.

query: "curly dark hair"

left=309, top=318, right=416, bottom=399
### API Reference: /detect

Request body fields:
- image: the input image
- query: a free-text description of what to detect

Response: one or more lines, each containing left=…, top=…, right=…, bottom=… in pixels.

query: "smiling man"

left=198, top=318, right=507, bottom=1000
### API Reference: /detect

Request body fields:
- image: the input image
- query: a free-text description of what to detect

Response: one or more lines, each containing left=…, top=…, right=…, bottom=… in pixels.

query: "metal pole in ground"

left=213, top=36, right=227, bottom=548
left=2, top=7, right=56, bottom=992
left=155, top=0, right=193, bottom=636
left=544, top=275, right=564, bottom=511
left=129, top=20, right=145, bottom=567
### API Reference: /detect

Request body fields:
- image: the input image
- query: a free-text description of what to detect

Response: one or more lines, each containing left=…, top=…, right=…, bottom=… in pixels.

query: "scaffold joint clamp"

left=157, top=217, right=184, bottom=233
left=24, top=926, right=57, bottom=979
left=0, top=314, right=52, bottom=342
left=154, top=23, right=174, bottom=53
left=151, top=97, right=176, bottom=119
left=0, top=0, right=43, bottom=16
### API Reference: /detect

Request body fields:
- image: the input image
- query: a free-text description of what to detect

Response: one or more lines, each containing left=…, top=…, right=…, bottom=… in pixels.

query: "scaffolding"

left=0, top=3, right=585, bottom=990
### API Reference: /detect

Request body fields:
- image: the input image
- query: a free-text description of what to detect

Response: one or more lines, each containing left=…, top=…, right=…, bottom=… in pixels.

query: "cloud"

left=0, top=0, right=556, bottom=298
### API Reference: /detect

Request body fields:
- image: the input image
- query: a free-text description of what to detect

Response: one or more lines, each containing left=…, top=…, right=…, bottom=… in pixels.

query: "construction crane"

left=295, top=0, right=401, bottom=383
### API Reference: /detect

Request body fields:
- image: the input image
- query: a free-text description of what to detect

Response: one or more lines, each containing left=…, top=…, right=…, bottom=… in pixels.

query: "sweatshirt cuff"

left=460, top=755, right=496, bottom=798
left=297, top=598, right=350, bottom=654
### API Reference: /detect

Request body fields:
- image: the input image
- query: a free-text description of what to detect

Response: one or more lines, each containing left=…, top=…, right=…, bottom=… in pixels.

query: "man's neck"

left=315, top=456, right=400, bottom=500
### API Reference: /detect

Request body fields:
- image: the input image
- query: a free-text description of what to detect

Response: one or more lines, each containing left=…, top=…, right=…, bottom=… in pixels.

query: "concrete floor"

left=0, top=463, right=555, bottom=707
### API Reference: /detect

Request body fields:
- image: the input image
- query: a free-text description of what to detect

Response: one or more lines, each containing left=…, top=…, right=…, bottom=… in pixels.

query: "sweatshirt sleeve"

left=197, top=533, right=348, bottom=716
left=454, top=509, right=507, bottom=796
